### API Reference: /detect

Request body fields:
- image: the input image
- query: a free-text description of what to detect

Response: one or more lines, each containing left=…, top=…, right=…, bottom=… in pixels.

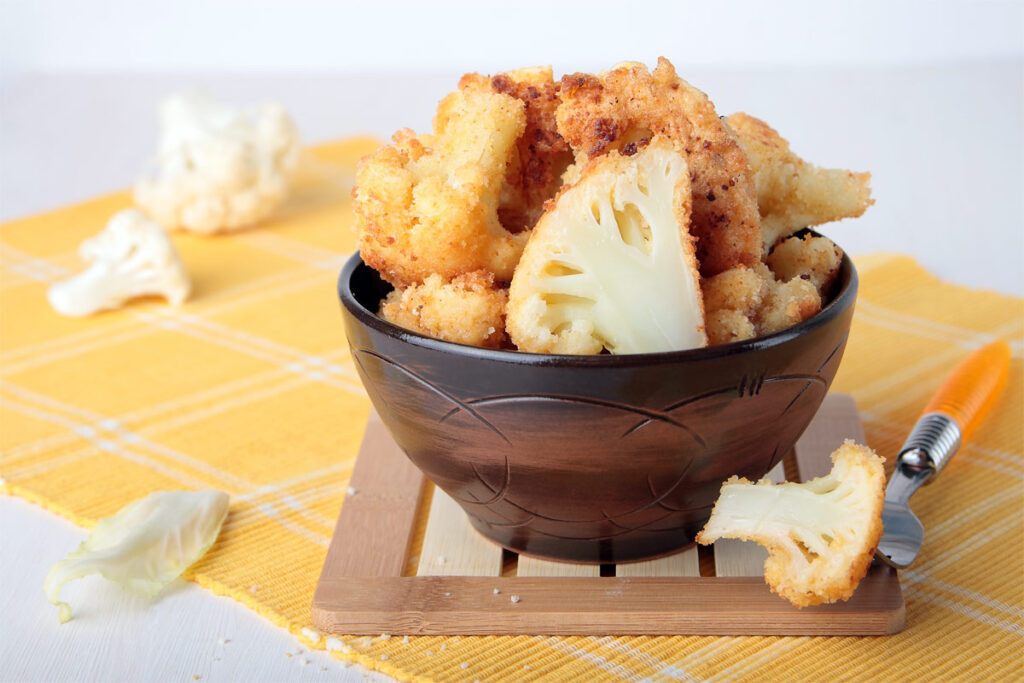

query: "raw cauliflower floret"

left=507, top=138, right=706, bottom=354
left=726, top=112, right=873, bottom=252
left=47, top=209, right=190, bottom=317
left=697, top=440, right=885, bottom=608
left=354, top=84, right=528, bottom=287
left=134, top=91, right=301, bottom=234
left=379, top=272, right=509, bottom=349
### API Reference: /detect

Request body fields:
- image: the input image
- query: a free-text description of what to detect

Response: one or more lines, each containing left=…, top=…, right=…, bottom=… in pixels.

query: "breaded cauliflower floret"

left=508, top=138, right=706, bottom=355
left=702, top=264, right=768, bottom=345
left=379, top=272, right=509, bottom=349
left=697, top=440, right=885, bottom=608
left=134, top=92, right=301, bottom=234
left=766, top=233, right=843, bottom=296
left=485, top=67, right=574, bottom=233
left=727, top=112, right=873, bottom=252
left=354, top=85, right=527, bottom=287
left=703, top=261, right=822, bottom=343
left=556, top=58, right=762, bottom=277
left=758, top=275, right=822, bottom=335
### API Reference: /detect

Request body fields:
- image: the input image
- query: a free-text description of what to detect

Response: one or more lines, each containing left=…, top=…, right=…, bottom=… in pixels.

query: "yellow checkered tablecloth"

left=1, top=138, right=1021, bottom=682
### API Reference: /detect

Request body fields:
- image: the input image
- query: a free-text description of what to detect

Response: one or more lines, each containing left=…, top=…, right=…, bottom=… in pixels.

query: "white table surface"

left=1, top=64, right=1022, bottom=682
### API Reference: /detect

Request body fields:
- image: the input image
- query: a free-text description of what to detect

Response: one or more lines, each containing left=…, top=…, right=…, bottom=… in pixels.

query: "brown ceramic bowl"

left=338, top=250, right=857, bottom=564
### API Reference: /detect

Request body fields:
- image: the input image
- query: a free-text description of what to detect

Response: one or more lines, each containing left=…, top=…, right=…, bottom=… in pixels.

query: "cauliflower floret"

left=766, top=233, right=843, bottom=296
left=134, top=91, right=301, bottom=234
left=354, top=84, right=528, bottom=287
left=557, top=58, right=762, bottom=277
left=507, top=138, right=706, bottom=354
left=726, top=112, right=873, bottom=252
left=47, top=209, right=190, bottom=317
left=697, top=440, right=885, bottom=608
left=702, top=261, right=822, bottom=343
left=379, top=272, right=509, bottom=349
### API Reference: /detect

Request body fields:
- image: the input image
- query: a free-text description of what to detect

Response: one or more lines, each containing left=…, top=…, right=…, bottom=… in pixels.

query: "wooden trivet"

left=312, top=394, right=904, bottom=635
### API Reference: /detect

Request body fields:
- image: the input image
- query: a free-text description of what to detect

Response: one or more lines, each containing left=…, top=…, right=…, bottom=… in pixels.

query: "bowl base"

left=468, top=515, right=705, bottom=565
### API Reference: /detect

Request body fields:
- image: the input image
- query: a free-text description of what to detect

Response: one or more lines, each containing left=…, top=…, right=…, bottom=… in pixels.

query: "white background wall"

left=1, top=0, right=1022, bottom=72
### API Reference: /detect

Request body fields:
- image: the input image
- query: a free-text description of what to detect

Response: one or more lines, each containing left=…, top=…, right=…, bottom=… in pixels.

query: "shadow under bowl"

left=338, top=252, right=858, bottom=564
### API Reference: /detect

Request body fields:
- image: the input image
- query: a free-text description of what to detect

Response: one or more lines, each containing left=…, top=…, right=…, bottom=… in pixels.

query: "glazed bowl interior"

left=338, top=250, right=858, bottom=564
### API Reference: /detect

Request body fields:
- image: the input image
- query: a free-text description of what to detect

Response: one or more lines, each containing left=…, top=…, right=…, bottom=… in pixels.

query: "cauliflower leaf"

left=697, top=440, right=885, bottom=607
left=44, top=490, right=229, bottom=623
left=507, top=138, right=706, bottom=354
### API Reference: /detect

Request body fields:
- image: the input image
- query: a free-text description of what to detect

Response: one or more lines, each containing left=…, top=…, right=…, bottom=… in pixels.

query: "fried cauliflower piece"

left=507, top=138, right=706, bottom=355
left=556, top=58, right=762, bottom=277
left=354, top=85, right=528, bottom=286
left=697, top=440, right=885, bottom=608
left=759, top=275, right=822, bottom=335
left=702, top=261, right=822, bottom=343
left=379, top=272, right=509, bottom=349
left=702, top=264, right=768, bottom=345
left=484, top=67, right=574, bottom=233
left=727, top=112, right=873, bottom=252
left=766, top=233, right=844, bottom=296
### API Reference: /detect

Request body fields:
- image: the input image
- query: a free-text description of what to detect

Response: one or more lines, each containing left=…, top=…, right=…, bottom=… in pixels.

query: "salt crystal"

left=326, top=636, right=347, bottom=652
left=346, top=486, right=358, bottom=496
left=460, top=662, right=469, bottom=669
left=492, top=588, right=500, bottom=595
left=402, top=636, right=409, bottom=644
left=302, top=627, right=321, bottom=644
left=510, top=595, right=521, bottom=603
left=381, top=655, right=389, bottom=661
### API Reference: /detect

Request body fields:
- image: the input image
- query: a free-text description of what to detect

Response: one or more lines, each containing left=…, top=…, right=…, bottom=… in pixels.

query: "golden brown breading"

left=379, top=271, right=509, bottom=349
left=556, top=58, right=762, bottom=277
left=703, top=261, right=821, bottom=342
left=484, top=67, right=574, bottom=233
left=766, top=234, right=843, bottom=296
left=727, top=112, right=873, bottom=252
left=706, top=308, right=757, bottom=345
left=354, top=85, right=528, bottom=287
left=758, top=276, right=821, bottom=335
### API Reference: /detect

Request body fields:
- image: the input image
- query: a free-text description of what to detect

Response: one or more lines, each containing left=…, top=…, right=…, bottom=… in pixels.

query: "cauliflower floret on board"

left=697, top=440, right=885, bottom=608
left=354, top=84, right=528, bottom=287
left=507, top=138, right=706, bottom=355
left=726, top=112, right=873, bottom=252
left=379, top=272, right=509, bottom=349
left=134, top=92, right=301, bottom=234
left=556, top=58, right=762, bottom=277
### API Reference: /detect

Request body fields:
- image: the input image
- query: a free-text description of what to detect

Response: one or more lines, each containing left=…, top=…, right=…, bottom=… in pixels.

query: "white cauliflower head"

left=506, top=138, right=706, bottom=354
left=47, top=209, right=190, bottom=317
left=134, top=91, right=301, bottom=234
left=697, top=440, right=886, bottom=607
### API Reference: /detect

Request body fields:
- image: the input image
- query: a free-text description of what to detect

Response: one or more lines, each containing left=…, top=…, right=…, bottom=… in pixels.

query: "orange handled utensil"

left=876, top=340, right=1012, bottom=568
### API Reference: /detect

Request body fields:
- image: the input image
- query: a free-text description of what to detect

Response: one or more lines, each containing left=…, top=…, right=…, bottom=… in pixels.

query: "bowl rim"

left=338, top=247, right=858, bottom=367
